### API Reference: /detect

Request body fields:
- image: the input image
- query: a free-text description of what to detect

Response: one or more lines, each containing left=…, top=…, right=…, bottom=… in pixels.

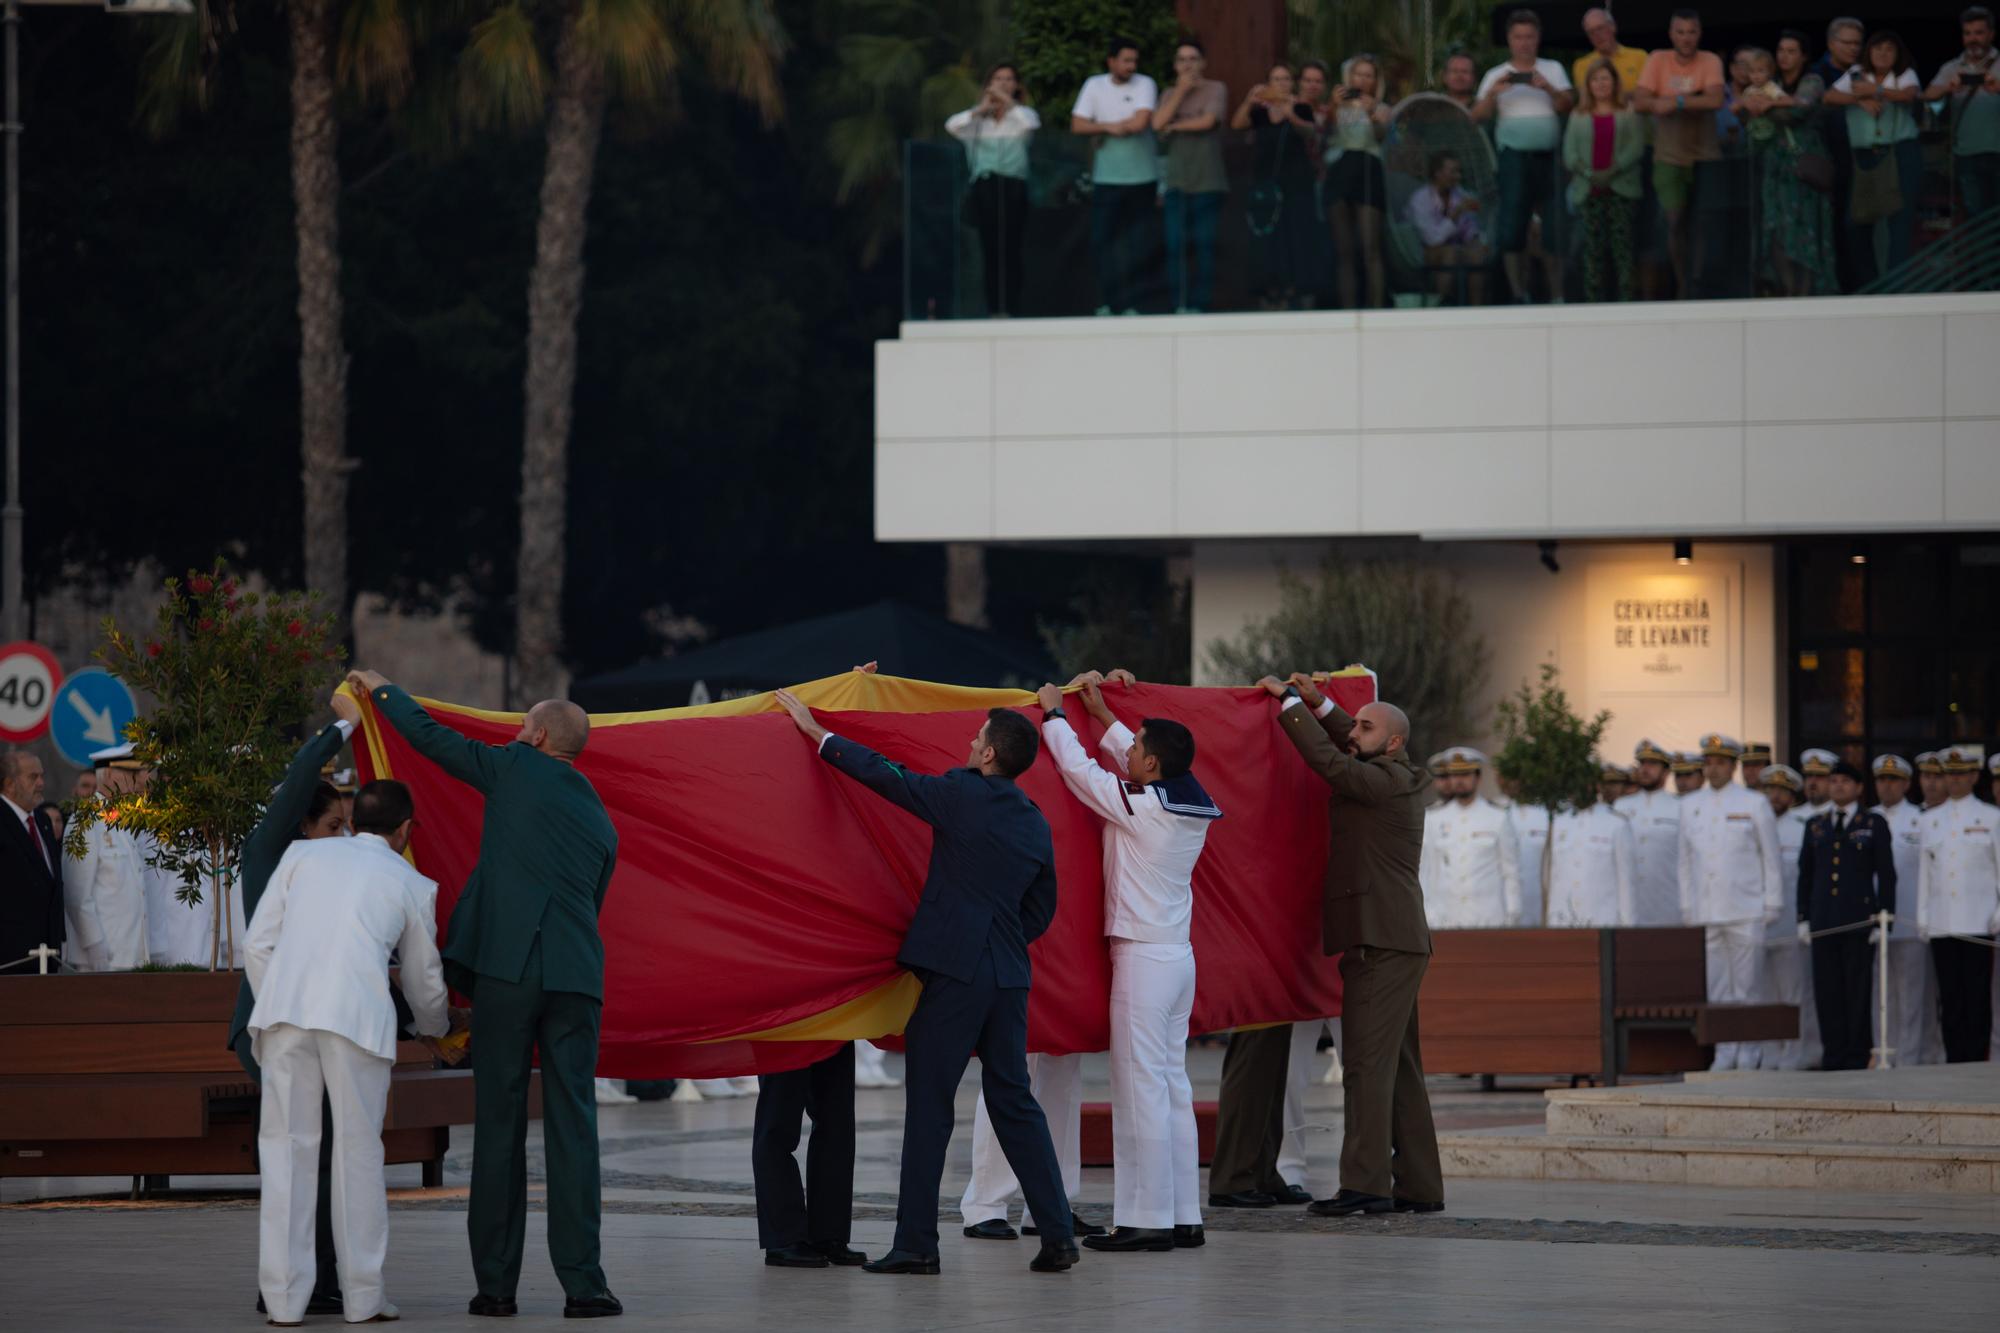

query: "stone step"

left=1440, top=1125, right=2000, bottom=1194
left=1542, top=1093, right=2000, bottom=1149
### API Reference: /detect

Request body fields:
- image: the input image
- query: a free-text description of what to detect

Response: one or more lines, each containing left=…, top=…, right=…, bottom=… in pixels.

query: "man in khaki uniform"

left=1260, top=673, right=1439, bottom=1217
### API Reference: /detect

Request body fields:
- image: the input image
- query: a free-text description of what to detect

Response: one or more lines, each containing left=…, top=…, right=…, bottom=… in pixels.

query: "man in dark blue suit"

left=1797, top=760, right=1897, bottom=1071
left=774, top=689, right=1078, bottom=1277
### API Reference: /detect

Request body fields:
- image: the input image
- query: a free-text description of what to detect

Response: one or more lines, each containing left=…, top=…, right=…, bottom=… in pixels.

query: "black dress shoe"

left=1306, top=1189, right=1394, bottom=1217
left=1082, top=1226, right=1175, bottom=1253
left=863, top=1249, right=941, bottom=1275
left=1024, top=1210, right=1105, bottom=1238
left=813, top=1241, right=868, bottom=1266
left=1270, top=1183, right=1313, bottom=1206
left=1207, top=1189, right=1276, bottom=1208
left=1173, top=1224, right=1205, bottom=1248
left=765, top=1243, right=831, bottom=1268
left=1029, top=1241, right=1080, bottom=1272
left=1392, top=1198, right=1445, bottom=1214
left=962, top=1219, right=1019, bottom=1240
left=307, top=1292, right=345, bottom=1316
left=562, top=1291, right=623, bottom=1318
left=468, top=1293, right=519, bottom=1317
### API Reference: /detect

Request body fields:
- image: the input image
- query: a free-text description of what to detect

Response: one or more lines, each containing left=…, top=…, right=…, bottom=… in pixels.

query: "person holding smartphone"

left=1825, top=29, right=1923, bottom=284
left=1233, top=64, right=1323, bottom=309
left=946, top=63, right=1040, bottom=317
left=1473, top=9, right=1575, bottom=303
left=1925, top=6, right=2000, bottom=220
left=1323, top=54, right=1394, bottom=309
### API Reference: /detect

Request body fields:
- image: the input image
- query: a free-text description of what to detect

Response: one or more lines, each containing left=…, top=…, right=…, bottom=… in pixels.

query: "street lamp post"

left=3, top=0, right=191, bottom=643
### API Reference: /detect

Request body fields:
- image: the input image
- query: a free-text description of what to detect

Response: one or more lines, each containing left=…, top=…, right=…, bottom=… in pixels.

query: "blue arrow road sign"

left=50, top=667, right=138, bottom=769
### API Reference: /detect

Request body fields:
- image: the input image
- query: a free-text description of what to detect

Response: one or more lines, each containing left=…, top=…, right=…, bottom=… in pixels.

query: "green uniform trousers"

left=1338, top=944, right=1442, bottom=1202
left=467, top=937, right=606, bottom=1301
left=1206, top=1023, right=1293, bottom=1196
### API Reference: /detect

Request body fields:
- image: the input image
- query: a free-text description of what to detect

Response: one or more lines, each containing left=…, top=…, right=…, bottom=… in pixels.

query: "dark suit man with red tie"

left=1, top=748, right=64, bottom=974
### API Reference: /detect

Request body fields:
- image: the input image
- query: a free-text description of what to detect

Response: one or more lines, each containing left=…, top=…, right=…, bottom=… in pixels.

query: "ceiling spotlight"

left=1674, top=539, right=1693, bottom=565
left=1539, top=540, right=1560, bottom=575
left=1849, top=540, right=1869, bottom=566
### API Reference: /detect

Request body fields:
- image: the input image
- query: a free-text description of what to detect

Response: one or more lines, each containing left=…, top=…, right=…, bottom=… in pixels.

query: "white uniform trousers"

left=256, top=1023, right=394, bottom=1324
left=960, top=1051, right=1082, bottom=1225
left=1107, top=940, right=1201, bottom=1229
left=1277, top=1019, right=1332, bottom=1189
left=1874, top=937, right=1942, bottom=1066
left=1760, top=937, right=1820, bottom=1070
left=1705, top=922, right=1765, bottom=1070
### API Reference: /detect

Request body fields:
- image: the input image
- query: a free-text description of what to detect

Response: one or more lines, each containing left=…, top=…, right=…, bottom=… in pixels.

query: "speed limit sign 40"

left=0, top=642, right=63, bottom=743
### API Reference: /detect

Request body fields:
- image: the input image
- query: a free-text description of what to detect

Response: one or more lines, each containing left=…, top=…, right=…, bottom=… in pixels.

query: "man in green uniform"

left=351, top=670, right=622, bottom=1321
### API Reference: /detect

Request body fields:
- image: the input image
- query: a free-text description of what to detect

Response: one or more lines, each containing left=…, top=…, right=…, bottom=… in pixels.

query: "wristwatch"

left=1281, top=685, right=1302, bottom=702
left=1044, top=705, right=1066, bottom=721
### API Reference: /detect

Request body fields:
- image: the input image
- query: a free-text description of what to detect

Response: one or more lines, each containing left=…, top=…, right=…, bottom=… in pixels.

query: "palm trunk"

left=945, top=544, right=988, bottom=628
left=289, top=0, right=353, bottom=650
left=513, top=2, right=604, bottom=706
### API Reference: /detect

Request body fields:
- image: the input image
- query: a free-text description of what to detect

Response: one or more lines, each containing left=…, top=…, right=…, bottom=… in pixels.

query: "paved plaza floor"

left=4, top=1047, right=1996, bottom=1330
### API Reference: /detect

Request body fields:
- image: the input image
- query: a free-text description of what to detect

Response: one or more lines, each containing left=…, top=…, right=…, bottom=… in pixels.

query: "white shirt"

left=1677, top=782, right=1784, bottom=926
left=1873, top=799, right=1925, bottom=939
left=1508, top=803, right=1550, bottom=926
left=246, top=832, right=450, bottom=1061
left=1916, top=795, right=2000, bottom=939
left=1546, top=803, right=1637, bottom=928
left=1420, top=797, right=1522, bottom=929
left=1072, top=72, right=1160, bottom=184
left=1476, top=58, right=1573, bottom=151
left=1040, top=717, right=1217, bottom=945
left=1614, top=788, right=1683, bottom=926
left=945, top=103, right=1041, bottom=179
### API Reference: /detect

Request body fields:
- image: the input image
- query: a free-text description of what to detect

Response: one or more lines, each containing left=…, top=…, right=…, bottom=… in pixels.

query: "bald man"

left=1260, top=675, right=1441, bottom=1217
left=350, top=671, right=623, bottom=1320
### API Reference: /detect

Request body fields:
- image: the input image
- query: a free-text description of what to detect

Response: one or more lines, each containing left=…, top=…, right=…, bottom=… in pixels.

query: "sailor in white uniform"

left=62, top=743, right=151, bottom=971
left=1614, top=739, right=1684, bottom=927
left=1755, top=764, right=1818, bottom=1069
left=1545, top=761, right=1637, bottom=928
left=1918, top=748, right=2000, bottom=1063
left=1871, top=754, right=1940, bottom=1065
left=1678, top=734, right=1785, bottom=1071
left=1418, top=747, right=1520, bottom=929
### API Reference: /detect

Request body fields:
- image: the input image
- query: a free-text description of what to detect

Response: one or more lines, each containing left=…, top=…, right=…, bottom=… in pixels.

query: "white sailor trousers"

left=256, top=1023, right=394, bottom=1324
left=960, top=1051, right=1083, bottom=1225
left=1109, top=938, right=1200, bottom=1229
left=1704, top=922, right=1765, bottom=1070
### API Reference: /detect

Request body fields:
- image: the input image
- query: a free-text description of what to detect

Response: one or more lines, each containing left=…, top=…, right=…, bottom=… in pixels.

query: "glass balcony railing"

left=904, top=95, right=2000, bottom=321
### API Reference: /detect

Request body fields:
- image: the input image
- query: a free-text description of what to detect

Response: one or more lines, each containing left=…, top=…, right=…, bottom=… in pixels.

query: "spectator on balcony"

left=1235, top=65, right=1323, bottom=310
left=1072, top=37, right=1160, bottom=316
left=1745, top=35, right=1838, bottom=296
left=1407, top=150, right=1488, bottom=305
left=1437, top=50, right=1479, bottom=112
left=1324, top=55, right=1393, bottom=309
left=1298, top=58, right=1332, bottom=121
left=1925, top=6, right=2000, bottom=220
left=1565, top=59, right=1644, bottom=303
left=1825, top=29, right=1923, bottom=285
left=1473, top=10, right=1574, bottom=304
left=1574, top=8, right=1647, bottom=105
left=947, top=63, right=1040, bottom=318
left=1811, top=18, right=1866, bottom=290
left=1154, top=41, right=1228, bottom=314
left=1635, top=10, right=1727, bottom=299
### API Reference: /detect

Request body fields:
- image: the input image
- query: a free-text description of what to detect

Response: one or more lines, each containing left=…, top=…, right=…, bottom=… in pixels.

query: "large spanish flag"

left=351, top=670, right=1375, bottom=1078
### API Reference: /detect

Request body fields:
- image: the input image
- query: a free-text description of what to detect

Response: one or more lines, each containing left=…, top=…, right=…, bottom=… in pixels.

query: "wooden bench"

left=0, top=971, right=534, bottom=1191
left=1420, top=927, right=1797, bottom=1085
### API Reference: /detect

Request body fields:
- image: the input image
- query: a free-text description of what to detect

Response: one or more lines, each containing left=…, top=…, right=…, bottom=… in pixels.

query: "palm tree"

left=459, top=0, right=785, bottom=705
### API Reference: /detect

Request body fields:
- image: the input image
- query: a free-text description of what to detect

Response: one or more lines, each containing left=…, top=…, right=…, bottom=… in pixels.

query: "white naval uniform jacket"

left=246, top=832, right=451, bottom=1061
left=1916, top=796, right=2000, bottom=939
left=1545, top=803, right=1637, bottom=928
left=1766, top=806, right=1811, bottom=942
left=1613, top=789, right=1683, bottom=926
left=1676, top=783, right=1784, bottom=926
left=1041, top=717, right=1219, bottom=944
left=1873, top=800, right=1925, bottom=940
left=63, top=813, right=150, bottom=971
left=1507, top=802, right=1550, bottom=926
left=1419, top=797, right=1521, bottom=929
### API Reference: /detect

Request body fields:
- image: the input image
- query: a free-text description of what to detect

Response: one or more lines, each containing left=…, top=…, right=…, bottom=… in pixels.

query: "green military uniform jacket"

left=1278, top=699, right=1433, bottom=957
left=372, top=684, right=617, bottom=1000
left=228, top=722, right=351, bottom=1057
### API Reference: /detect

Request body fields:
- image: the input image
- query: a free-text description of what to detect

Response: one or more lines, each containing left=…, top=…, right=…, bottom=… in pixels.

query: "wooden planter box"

left=0, top=970, right=519, bottom=1187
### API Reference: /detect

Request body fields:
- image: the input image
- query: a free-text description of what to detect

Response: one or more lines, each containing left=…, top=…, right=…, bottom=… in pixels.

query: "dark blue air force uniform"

left=1797, top=806, right=1897, bottom=1071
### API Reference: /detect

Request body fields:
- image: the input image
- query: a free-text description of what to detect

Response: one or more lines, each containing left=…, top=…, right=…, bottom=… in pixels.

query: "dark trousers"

left=1812, top=931, right=1874, bottom=1071
left=752, top=1044, right=855, bottom=1251
left=1339, top=945, right=1442, bottom=1202
left=1207, top=1024, right=1291, bottom=1196
left=1090, top=182, right=1157, bottom=312
left=466, top=939, right=606, bottom=1300
left=1958, top=151, right=2000, bottom=220
left=237, top=1039, right=340, bottom=1299
left=895, top=947, right=1070, bottom=1256
left=967, top=174, right=1028, bottom=316
left=1932, top=936, right=1996, bottom=1063
left=1849, top=140, right=1923, bottom=286
left=1163, top=189, right=1221, bottom=312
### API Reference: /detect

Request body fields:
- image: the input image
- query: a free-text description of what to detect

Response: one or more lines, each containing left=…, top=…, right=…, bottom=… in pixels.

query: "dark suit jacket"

left=819, top=734, right=1057, bottom=989
left=1276, top=701, right=1433, bottom=957
left=1797, top=808, right=1896, bottom=933
left=1, top=801, right=65, bottom=972
left=229, top=722, right=353, bottom=1054
left=373, top=684, right=617, bottom=1000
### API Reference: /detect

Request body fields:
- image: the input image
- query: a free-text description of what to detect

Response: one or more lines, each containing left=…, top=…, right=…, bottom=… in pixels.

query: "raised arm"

left=1267, top=686, right=1399, bottom=803
left=395, top=877, right=450, bottom=1040
left=775, top=689, right=956, bottom=826
left=242, top=692, right=358, bottom=914
left=351, top=672, right=508, bottom=794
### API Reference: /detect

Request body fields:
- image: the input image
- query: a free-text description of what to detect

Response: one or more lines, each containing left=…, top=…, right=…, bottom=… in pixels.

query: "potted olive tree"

left=1492, top=663, right=1610, bottom=926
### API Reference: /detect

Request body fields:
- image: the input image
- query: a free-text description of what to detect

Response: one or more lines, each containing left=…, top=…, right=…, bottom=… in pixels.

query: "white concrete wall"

left=876, top=294, right=2000, bottom=542
left=1191, top=538, right=1779, bottom=780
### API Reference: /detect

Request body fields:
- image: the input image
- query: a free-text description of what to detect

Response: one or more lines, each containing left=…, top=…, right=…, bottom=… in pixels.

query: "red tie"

left=25, top=813, right=47, bottom=871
